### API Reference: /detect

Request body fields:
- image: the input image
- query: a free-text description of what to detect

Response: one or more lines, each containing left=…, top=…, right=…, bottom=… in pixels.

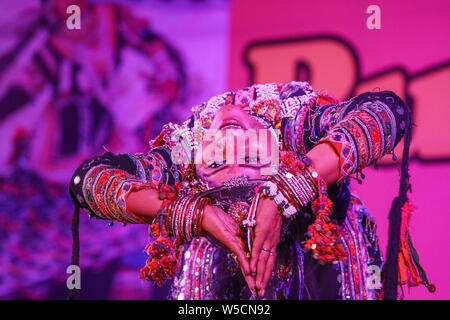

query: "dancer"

left=69, top=81, right=433, bottom=300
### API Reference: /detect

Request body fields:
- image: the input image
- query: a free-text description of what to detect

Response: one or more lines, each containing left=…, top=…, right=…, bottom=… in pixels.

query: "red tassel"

left=139, top=185, right=184, bottom=286
left=398, top=201, right=435, bottom=293
left=139, top=221, right=184, bottom=286
left=304, top=177, right=347, bottom=264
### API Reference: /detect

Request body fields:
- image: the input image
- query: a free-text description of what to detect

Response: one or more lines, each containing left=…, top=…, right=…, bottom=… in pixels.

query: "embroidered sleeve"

left=283, top=91, right=410, bottom=181
left=69, top=147, right=181, bottom=224
left=315, top=91, right=409, bottom=180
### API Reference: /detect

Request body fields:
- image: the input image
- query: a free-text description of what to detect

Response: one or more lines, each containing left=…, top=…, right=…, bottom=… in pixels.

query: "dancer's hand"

left=202, top=205, right=256, bottom=293
left=250, top=198, right=282, bottom=297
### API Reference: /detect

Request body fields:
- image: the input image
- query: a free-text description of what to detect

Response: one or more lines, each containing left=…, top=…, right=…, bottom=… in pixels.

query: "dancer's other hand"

left=202, top=204, right=256, bottom=293
left=250, top=197, right=282, bottom=297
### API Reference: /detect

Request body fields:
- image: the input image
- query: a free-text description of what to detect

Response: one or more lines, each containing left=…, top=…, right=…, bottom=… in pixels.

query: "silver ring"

left=261, top=248, right=277, bottom=256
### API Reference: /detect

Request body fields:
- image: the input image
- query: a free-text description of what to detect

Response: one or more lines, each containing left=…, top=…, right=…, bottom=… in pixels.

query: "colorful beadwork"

left=229, top=202, right=250, bottom=225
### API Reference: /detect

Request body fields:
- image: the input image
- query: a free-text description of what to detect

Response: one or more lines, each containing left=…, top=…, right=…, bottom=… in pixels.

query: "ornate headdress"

left=150, top=81, right=318, bottom=182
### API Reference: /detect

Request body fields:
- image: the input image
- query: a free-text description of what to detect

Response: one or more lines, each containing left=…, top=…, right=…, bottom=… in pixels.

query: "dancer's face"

left=195, top=105, right=276, bottom=187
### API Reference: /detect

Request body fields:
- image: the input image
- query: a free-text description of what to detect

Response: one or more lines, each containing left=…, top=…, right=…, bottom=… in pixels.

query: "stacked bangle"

left=140, top=184, right=210, bottom=286
left=258, top=152, right=321, bottom=219
left=166, top=194, right=210, bottom=241
left=259, top=180, right=297, bottom=218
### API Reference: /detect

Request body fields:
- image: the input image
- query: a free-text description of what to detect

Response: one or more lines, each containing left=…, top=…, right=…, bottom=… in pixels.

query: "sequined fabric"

left=170, top=190, right=382, bottom=300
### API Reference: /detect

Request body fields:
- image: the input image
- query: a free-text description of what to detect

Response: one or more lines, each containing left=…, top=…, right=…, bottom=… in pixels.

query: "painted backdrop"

left=0, top=0, right=448, bottom=299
